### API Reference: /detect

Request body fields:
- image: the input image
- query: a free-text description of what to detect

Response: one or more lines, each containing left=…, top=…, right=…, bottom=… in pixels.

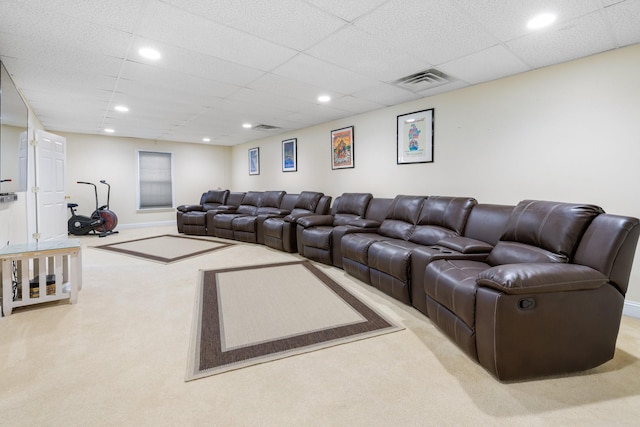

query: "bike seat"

left=67, top=203, right=78, bottom=208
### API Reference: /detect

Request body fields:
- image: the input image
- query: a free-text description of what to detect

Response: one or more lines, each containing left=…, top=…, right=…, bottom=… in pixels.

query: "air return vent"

left=253, top=124, right=281, bottom=131
left=393, top=68, right=453, bottom=92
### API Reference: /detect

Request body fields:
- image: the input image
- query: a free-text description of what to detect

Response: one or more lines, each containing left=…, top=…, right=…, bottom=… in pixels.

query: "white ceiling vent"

left=392, top=68, right=454, bottom=92
left=253, top=124, right=282, bottom=131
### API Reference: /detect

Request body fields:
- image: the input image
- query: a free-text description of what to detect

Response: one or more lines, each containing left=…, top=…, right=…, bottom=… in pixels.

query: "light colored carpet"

left=91, top=234, right=233, bottom=263
left=187, top=261, right=403, bottom=380
left=1, top=225, right=640, bottom=426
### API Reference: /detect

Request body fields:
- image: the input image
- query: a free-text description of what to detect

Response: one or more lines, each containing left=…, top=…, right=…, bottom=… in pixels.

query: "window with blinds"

left=137, top=150, right=174, bottom=209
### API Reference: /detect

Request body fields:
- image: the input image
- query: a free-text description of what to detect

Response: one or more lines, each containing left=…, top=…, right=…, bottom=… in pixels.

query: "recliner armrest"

left=177, top=204, right=203, bottom=212
left=437, top=236, right=493, bottom=254
left=297, top=215, right=334, bottom=228
left=477, top=263, right=608, bottom=295
left=348, top=218, right=380, bottom=228
left=284, top=212, right=315, bottom=222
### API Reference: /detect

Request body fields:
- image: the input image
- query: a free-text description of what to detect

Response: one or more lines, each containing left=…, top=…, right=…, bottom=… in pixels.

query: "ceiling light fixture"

left=138, top=47, right=161, bottom=60
left=318, top=95, right=331, bottom=103
left=104, top=128, right=115, bottom=133
left=242, top=123, right=252, bottom=129
left=114, top=105, right=129, bottom=112
left=202, top=137, right=211, bottom=142
left=527, top=13, right=557, bottom=30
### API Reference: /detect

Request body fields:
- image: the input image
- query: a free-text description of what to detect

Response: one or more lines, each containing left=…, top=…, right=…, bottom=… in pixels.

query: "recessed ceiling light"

left=138, top=47, right=161, bottom=60
left=114, top=105, right=129, bottom=112
left=104, top=128, right=115, bottom=133
left=318, top=95, right=331, bottom=103
left=202, top=137, right=211, bottom=142
left=242, top=123, right=252, bottom=129
left=527, top=13, right=557, bottom=30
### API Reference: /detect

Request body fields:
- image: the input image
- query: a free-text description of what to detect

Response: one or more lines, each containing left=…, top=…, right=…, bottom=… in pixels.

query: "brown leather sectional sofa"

left=177, top=190, right=640, bottom=381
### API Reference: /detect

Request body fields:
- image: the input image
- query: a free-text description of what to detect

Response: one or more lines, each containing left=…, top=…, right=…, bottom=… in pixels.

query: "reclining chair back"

left=201, top=190, right=229, bottom=210
left=487, top=200, right=604, bottom=266
left=332, top=193, right=373, bottom=225
left=409, top=196, right=476, bottom=245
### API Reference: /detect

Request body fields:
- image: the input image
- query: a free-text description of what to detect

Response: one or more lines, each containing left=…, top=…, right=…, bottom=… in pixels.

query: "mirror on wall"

left=1, top=60, right=29, bottom=194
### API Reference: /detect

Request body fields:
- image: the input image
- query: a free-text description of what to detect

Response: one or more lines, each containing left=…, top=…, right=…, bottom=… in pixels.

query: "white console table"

left=1, top=239, right=82, bottom=316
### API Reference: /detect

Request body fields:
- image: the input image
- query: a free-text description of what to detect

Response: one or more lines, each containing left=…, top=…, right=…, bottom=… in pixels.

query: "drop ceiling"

left=1, top=0, right=639, bottom=146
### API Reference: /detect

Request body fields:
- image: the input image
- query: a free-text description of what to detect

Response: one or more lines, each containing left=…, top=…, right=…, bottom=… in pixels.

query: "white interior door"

left=28, top=129, right=67, bottom=242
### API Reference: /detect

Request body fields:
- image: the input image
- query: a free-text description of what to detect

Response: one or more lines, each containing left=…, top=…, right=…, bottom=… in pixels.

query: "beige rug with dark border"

left=92, top=234, right=234, bottom=264
left=186, top=260, right=404, bottom=380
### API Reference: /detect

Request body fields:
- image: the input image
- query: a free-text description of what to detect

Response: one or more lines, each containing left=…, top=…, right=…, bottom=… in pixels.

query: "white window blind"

left=137, top=150, right=174, bottom=209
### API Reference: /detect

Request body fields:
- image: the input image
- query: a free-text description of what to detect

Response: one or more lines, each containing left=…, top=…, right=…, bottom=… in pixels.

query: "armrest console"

left=177, top=204, right=203, bottom=213
left=477, top=263, right=608, bottom=295
left=297, top=215, right=334, bottom=228
left=437, top=236, right=493, bottom=254
left=348, top=218, right=380, bottom=228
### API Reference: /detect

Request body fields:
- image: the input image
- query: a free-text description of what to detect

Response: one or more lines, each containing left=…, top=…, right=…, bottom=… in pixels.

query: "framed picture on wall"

left=397, top=108, right=434, bottom=164
left=331, top=126, right=354, bottom=170
left=282, top=138, right=297, bottom=172
left=248, top=147, right=260, bottom=175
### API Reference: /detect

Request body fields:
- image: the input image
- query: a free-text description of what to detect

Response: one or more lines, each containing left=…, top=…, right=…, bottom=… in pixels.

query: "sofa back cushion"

left=236, top=191, right=262, bottom=215
left=499, top=200, right=604, bottom=258
left=463, top=204, right=514, bottom=245
left=260, top=190, right=286, bottom=208
left=226, top=192, right=246, bottom=207
left=332, top=193, right=373, bottom=226
left=378, top=195, right=424, bottom=240
left=201, top=189, right=229, bottom=210
left=409, top=196, right=476, bottom=245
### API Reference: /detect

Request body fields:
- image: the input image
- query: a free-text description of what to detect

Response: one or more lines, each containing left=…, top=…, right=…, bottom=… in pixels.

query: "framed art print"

left=397, top=109, right=434, bottom=164
left=331, top=126, right=354, bottom=170
left=248, top=147, right=260, bottom=175
left=282, top=138, right=297, bottom=172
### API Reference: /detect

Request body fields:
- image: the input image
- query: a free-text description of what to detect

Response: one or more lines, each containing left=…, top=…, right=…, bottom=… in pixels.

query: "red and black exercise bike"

left=67, top=180, right=118, bottom=237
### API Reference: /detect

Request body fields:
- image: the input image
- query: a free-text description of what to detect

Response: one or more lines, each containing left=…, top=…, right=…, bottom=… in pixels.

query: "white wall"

left=62, top=133, right=232, bottom=227
left=230, top=43, right=640, bottom=304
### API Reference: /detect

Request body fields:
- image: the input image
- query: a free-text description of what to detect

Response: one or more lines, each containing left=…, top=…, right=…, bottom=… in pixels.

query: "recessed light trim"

left=104, top=128, right=115, bottom=133
left=114, top=105, right=129, bottom=112
left=242, top=123, right=252, bottom=129
left=318, top=95, right=331, bottom=103
left=202, top=137, right=211, bottom=142
left=138, top=47, right=161, bottom=60
left=527, top=13, right=557, bottom=30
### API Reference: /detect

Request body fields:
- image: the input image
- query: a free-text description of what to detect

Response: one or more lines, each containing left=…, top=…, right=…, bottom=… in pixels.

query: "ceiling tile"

left=136, top=1, right=297, bottom=72
left=438, top=45, right=531, bottom=85
left=604, top=0, right=640, bottom=47
left=305, top=0, right=389, bottom=22
left=351, top=83, right=421, bottom=107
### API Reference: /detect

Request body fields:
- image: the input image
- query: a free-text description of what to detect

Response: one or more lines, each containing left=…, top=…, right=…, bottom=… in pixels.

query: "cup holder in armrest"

left=430, top=246, right=453, bottom=254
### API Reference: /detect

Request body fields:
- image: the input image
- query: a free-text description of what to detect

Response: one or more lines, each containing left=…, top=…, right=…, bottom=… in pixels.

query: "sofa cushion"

left=336, top=193, right=373, bottom=216
left=409, top=225, right=457, bottom=246
left=377, top=195, right=423, bottom=239
left=417, top=196, right=477, bottom=235
left=500, top=200, right=604, bottom=258
left=233, top=216, right=257, bottom=232
left=261, top=190, right=286, bottom=208
left=202, top=190, right=229, bottom=205
left=368, top=240, right=423, bottom=281
left=295, top=191, right=323, bottom=211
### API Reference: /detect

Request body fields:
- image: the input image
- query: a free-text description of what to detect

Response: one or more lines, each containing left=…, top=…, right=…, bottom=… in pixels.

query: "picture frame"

left=397, top=108, right=434, bottom=164
left=248, top=147, right=260, bottom=175
left=331, top=126, right=354, bottom=170
left=282, top=138, right=297, bottom=172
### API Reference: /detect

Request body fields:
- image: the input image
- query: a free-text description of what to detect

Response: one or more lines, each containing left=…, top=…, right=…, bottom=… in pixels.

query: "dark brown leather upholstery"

left=213, top=191, right=286, bottom=243
left=177, top=189, right=230, bottom=234
left=297, top=193, right=380, bottom=266
left=342, top=196, right=476, bottom=304
left=422, top=200, right=639, bottom=380
left=205, top=192, right=246, bottom=236
left=262, top=192, right=330, bottom=252
left=410, top=203, right=513, bottom=315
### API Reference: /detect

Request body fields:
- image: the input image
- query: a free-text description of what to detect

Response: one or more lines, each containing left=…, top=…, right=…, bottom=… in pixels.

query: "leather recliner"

left=213, top=191, right=286, bottom=243
left=421, top=200, right=640, bottom=380
left=205, top=191, right=246, bottom=237
left=262, top=191, right=331, bottom=252
left=296, top=193, right=383, bottom=267
left=177, top=189, right=229, bottom=235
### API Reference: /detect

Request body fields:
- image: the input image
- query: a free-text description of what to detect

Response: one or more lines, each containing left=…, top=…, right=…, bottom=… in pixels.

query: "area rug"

left=92, top=234, right=234, bottom=264
left=186, top=260, right=404, bottom=380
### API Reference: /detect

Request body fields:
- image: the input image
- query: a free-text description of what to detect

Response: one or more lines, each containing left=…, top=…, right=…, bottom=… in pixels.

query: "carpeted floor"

left=91, top=234, right=233, bottom=263
left=1, top=225, right=640, bottom=426
left=187, top=261, right=403, bottom=380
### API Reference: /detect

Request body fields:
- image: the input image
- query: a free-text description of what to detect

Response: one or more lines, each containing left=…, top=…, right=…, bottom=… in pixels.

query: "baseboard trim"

left=623, top=300, right=640, bottom=319
left=117, top=220, right=175, bottom=230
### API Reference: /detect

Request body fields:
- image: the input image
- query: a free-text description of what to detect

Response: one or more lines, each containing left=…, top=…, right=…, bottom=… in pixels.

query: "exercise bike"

left=67, top=180, right=119, bottom=237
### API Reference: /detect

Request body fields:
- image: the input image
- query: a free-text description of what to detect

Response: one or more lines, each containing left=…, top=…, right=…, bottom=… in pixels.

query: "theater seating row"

left=177, top=190, right=640, bottom=381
